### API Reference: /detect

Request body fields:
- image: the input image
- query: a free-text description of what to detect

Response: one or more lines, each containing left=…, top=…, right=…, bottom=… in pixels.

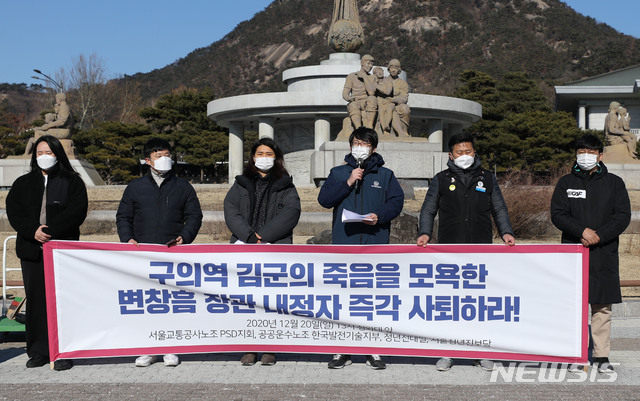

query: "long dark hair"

left=243, top=137, right=288, bottom=180
left=30, top=135, right=78, bottom=177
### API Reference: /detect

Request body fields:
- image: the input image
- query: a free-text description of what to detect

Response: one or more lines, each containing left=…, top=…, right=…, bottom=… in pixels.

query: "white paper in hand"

left=341, top=209, right=373, bottom=223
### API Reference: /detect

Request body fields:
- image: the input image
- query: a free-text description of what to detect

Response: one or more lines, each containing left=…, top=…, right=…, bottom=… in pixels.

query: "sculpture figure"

left=372, top=66, right=385, bottom=81
left=372, top=67, right=393, bottom=134
left=372, top=67, right=391, bottom=104
left=378, top=59, right=410, bottom=137
left=618, top=106, right=631, bottom=132
left=328, top=0, right=364, bottom=52
left=604, top=101, right=637, bottom=158
left=342, top=54, right=377, bottom=130
left=25, top=92, right=73, bottom=155
left=43, top=112, right=56, bottom=126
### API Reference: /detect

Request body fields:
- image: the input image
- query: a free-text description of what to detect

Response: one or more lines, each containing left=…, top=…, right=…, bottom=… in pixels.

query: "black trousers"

left=21, top=257, right=50, bottom=360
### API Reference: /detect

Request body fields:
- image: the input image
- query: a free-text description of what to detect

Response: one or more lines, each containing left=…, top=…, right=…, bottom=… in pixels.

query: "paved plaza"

left=1, top=303, right=639, bottom=400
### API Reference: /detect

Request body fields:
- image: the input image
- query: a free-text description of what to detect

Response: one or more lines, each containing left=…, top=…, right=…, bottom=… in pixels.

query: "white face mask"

left=151, top=156, right=173, bottom=173
left=36, top=154, right=57, bottom=170
left=351, top=146, right=370, bottom=161
left=254, top=157, right=275, bottom=172
left=453, top=154, right=474, bottom=170
left=576, top=153, right=599, bottom=171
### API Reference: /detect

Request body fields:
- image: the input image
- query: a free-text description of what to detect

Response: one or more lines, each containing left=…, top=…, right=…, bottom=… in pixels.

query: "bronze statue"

left=604, top=101, right=637, bottom=158
left=373, top=67, right=391, bottom=125
left=618, top=106, right=631, bottom=132
left=378, top=59, right=410, bottom=137
left=342, top=54, right=377, bottom=129
left=25, top=92, right=73, bottom=155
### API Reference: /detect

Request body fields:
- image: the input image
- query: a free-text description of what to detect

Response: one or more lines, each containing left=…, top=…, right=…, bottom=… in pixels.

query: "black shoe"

left=26, top=356, right=49, bottom=368
left=594, top=357, right=614, bottom=373
left=568, top=364, right=585, bottom=373
left=14, top=313, right=26, bottom=324
left=366, top=354, right=387, bottom=370
left=53, top=359, right=73, bottom=371
left=328, top=354, right=352, bottom=369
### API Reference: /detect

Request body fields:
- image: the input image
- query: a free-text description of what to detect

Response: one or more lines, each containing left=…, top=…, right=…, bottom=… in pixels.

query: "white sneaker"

left=163, top=354, right=180, bottom=367
left=135, top=355, right=157, bottom=367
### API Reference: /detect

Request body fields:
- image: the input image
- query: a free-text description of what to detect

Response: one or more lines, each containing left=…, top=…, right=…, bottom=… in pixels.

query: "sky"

left=1, top=0, right=639, bottom=86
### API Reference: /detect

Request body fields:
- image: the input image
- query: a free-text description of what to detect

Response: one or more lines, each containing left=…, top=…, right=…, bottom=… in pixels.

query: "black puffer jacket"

left=116, top=173, right=202, bottom=245
left=551, top=163, right=631, bottom=304
left=224, top=173, right=301, bottom=244
left=6, top=168, right=88, bottom=261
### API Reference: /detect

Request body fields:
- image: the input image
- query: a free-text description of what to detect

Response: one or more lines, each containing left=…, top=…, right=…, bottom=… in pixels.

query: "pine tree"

left=455, top=70, right=583, bottom=172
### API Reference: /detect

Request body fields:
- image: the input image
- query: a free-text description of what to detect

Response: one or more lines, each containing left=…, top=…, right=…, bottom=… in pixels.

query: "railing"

left=2, top=235, right=21, bottom=315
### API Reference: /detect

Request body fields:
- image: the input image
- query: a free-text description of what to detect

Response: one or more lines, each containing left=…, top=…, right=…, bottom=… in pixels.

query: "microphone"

left=354, top=158, right=364, bottom=191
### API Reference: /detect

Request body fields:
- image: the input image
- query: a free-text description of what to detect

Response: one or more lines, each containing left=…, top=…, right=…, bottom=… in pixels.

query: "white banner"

left=43, top=242, right=588, bottom=363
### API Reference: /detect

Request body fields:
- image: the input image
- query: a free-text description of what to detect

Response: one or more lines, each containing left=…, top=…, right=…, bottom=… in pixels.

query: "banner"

left=43, top=242, right=588, bottom=363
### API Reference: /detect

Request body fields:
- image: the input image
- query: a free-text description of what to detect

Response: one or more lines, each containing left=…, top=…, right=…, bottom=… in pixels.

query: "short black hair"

left=448, top=132, right=475, bottom=152
left=143, top=138, right=171, bottom=159
left=349, top=127, right=378, bottom=149
left=575, top=134, right=603, bottom=153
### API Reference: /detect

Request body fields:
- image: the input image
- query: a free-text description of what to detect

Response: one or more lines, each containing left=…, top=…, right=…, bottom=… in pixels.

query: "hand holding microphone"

left=353, top=158, right=364, bottom=191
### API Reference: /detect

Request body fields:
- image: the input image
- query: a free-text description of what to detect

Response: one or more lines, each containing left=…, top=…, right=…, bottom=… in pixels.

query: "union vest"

left=436, top=168, right=494, bottom=244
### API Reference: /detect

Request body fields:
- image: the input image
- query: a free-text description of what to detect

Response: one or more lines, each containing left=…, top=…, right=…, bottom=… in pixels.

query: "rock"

left=390, top=211, right=419, bottom=244
left=306, top=229, right=332, bottom=244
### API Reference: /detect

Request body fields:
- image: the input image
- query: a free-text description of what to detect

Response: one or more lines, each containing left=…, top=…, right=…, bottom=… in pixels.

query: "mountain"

left=0, top=83, right=48, bottom=125
left=121, top=0, right=640, bottom=102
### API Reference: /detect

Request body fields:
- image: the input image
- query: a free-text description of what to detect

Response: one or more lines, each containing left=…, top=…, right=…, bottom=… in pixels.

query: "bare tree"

left=56, top=53, right=112, bottom=130
left=110, top=77, right=143, bottom=123
left=55, top=54, right=145, bottom=128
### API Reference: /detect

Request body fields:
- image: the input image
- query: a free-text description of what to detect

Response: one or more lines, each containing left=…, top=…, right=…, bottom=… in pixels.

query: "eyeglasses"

left=352, top=140, right=371, bottom=147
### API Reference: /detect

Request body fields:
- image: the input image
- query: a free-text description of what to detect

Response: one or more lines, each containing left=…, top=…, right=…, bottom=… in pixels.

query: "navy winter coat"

left=223, top=173, right=301, bottom=244
left=116, top=173, right=202, bottom=245
left=318, top=152, right=404, bottom=244
left=551, top=163, right=631, bottom=304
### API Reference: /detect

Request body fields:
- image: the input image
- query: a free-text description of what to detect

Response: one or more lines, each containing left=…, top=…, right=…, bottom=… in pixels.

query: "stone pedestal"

left=0, top=158, right=105, bottom=187
left=603, top=143, right=640, bottom=189
left=59, top=139, right=77, bottom=159
left=605, top=162, right=640, bottom=189
left=311, top=139, right=446, bottom=186
left=603, top=143, right=638, bottom=163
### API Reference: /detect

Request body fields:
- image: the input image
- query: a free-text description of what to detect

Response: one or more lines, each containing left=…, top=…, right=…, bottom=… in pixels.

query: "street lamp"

left=32, top=69, right=63, bottom=91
